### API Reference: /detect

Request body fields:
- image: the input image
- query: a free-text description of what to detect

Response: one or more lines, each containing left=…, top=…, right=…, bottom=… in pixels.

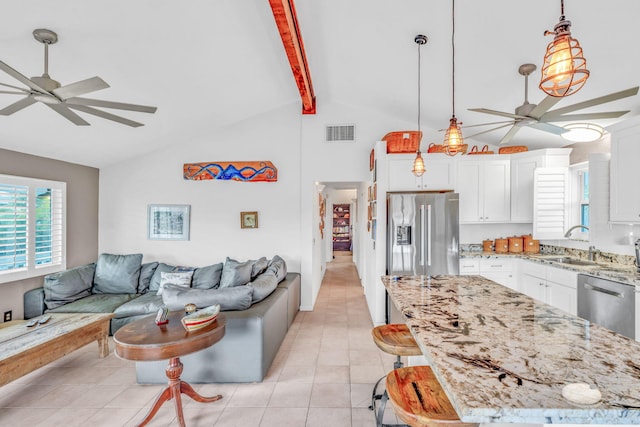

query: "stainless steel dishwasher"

left=577, top=274, right=636, bottom=339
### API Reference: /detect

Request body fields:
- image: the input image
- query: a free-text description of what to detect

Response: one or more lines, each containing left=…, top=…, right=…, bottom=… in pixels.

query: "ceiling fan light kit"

left=412, top=34, right=428, bottom=177
left=443, top=0, right=464, bottom=156
left=539, top=0, right=589, bottom=97
left=560, top=123, right=605, bottom=143
left=0, top=28, right=157, bottom=127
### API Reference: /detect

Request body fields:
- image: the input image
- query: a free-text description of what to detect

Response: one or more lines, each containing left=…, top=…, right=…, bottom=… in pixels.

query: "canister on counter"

left=482, top=239, right=493, bottom=252
left=508, top=236, right=523, bottom=253
left=494, top=238, right=508, bottom=253
left=522, top=234, right=533, bottom=246
left=524, top=239, right=540, bottom=254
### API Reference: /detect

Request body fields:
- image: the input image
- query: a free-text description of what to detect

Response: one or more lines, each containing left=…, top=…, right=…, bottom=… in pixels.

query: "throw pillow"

left=219, top=257, right=253, bottom=288
left=156, top=271, right=194, bottom=295
left=93, top=253, right=143, bottom=294
left=44, top=263, right=95, bottom=309
left=192, top=263, right=223, bottom=289
left=251, top=257, right=269, bottom=280
left=138, top=262, right=159, bottom=294
left=149, top=263, right=176, bottom=292
left=267, top=255, right=287, bottom=282
left=250, top=270, right=278, bottom=303
left=161, top=283, right=253, bottom=311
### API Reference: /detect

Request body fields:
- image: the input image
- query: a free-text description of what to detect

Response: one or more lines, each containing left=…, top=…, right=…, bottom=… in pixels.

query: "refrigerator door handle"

left=419, top=205, right=425, bottom=266
left=427, top=204, right=432, bottom=266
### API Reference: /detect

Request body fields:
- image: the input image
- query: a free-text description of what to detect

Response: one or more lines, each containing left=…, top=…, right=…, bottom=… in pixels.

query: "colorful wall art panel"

left=183, top=161, right=278, bottom=182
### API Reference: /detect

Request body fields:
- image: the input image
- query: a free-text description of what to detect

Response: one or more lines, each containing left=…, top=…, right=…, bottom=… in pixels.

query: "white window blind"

left=533, top=167, right=569, bottom=240
left=0, top=174, right=66, bottom=283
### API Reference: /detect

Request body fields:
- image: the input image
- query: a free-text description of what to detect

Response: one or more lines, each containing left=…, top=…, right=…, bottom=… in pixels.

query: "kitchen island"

left=382, top=274, right=640, bottom=424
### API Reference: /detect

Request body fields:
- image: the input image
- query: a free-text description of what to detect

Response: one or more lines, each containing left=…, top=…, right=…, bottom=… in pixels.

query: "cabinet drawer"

left=459, top=259, right=480, bottom=274
left=520, top=260, right=546, bottom=279
left=479, top=258, right=513, bottom=272
left=546, top=266, right=578, bottom=288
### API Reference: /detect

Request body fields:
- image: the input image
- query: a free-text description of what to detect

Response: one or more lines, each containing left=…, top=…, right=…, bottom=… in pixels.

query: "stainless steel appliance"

left=386, top=192, right=459, bottom=323
left=577, top=274, right=635, bottom=339
left=635, top=238, right=640, bottom=273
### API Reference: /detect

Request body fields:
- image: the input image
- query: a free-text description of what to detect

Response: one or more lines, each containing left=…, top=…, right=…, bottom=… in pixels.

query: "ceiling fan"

left=0, top=29, right=157, bottom=127
left=467, top=63, right=638, bottom=145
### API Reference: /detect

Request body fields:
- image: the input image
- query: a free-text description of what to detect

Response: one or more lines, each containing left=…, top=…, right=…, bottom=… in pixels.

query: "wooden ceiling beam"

left=269, top=0, right=316, bottom=114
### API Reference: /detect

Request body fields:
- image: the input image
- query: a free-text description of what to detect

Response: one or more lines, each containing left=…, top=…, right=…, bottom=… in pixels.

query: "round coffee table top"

left=114, top=311, right=226, bottom=361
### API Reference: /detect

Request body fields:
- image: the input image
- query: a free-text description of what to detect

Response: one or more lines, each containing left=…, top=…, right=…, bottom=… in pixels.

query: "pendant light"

left=539, top=0, right=589, bottom=97
left=443, top=0, right=464, bottom=156
left=412, top=34, right=428, bottom=177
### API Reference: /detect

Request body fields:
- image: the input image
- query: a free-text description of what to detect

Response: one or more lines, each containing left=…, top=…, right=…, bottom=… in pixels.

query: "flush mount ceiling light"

left=443, top=0, right=464, bottom=156
left=539, top=0, right=589, bottom=97
left=412, top=34, right=428, bottom=177
left=560, top=123, right=605, bottom=143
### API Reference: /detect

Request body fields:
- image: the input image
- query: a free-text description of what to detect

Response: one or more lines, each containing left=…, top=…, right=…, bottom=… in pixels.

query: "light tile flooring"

left=0, top=253, right=402, bottom=426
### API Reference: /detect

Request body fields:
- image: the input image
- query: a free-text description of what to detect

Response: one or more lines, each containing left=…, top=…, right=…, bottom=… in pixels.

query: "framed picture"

left=148, top=204, right=190, bottom=240
left=241, top=211, right=259, bottom=229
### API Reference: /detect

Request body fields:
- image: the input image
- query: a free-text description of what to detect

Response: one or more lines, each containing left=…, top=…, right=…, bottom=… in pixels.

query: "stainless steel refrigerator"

left=386, top=192, right=460, bottom=323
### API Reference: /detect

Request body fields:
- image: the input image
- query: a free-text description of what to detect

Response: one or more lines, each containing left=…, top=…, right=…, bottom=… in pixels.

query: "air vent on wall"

left=325, top=124, right=355, bottom=142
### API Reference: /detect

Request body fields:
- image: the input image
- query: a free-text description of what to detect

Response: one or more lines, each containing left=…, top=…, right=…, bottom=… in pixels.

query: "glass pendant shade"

left=443, top=116, right=464, bottom=155
left=412, top=150, right=425, bottom=177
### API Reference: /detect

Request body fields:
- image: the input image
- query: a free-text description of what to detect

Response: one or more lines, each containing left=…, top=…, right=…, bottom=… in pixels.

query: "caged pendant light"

left=539, top=0, right=589, bottom=97
left=412, top=35, right=428, bottom=177
left=443, top=0, right=464, bottom=156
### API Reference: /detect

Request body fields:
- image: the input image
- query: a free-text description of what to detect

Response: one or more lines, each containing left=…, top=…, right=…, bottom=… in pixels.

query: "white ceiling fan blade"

left=542, top=111, right=630, bottom=122
left=45, top=104, right=90, bottom=126
left=468, top=108, right=527, bottom=120
left=528, top=96, right=562, bottom=119
left=67, top=104, right=144, bottom=127
left=66, top=97, right=157, bottom=114
left=465, top=123, right=514, bottom=139
left=0, top=90, right=28, bottom=95
left=0, top=96, right=37, bottom=115
left=544, top=87, right=639, bottom=117
left=499, top=126, right=521, bottom=145
left=529, top=122, right=568, bottom=135
left=0, top=81, right=30, bottom=93
left=0, top=60, right=49, bottom=94
left=52, top=77, right=110, bottom=100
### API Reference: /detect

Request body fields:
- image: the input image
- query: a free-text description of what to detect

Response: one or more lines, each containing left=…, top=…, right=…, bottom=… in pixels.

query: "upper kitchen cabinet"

left=387, top=154, right=455, bottom=191
left=609, top=118, right=640, bottom=223
left=456, top=156, right=510, bottom=223
left=510, top=149, right=571, bottom=223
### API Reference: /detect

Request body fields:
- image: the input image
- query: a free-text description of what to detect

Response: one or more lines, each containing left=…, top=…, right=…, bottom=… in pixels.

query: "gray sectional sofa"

left=23, top=253, right=300, bottom=383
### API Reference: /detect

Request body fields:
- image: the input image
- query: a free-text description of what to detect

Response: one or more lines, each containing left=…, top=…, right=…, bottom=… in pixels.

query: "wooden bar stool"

left=385, top=366, right=478, bottom=427
left=370, top=324, right=422, bottom=425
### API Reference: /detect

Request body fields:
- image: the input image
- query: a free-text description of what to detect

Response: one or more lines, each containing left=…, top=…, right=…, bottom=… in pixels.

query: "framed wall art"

left=148, top=204, right=190, bottom=240
left=241, top=211, right=259, bottom=229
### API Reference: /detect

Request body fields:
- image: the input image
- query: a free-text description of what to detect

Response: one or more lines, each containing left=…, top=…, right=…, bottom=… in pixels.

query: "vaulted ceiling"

left=1, top=0, right=639, bottom=167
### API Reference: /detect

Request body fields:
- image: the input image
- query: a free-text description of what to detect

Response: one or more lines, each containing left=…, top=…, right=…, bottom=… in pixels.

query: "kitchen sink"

left=542, top=256, right=598, bottom=266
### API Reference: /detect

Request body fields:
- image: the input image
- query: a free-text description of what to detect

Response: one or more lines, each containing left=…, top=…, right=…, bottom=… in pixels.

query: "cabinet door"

left=547, top=281, right=577, bottom=315
left=388, top=157, right=421, bottom=191
left=482, top=160, right=511, bottom=222
left=422, top=159, right=455, bottom=190
left=510, top=157, right=541, bottom=223
left=520, top=274, right=546, bottom=302
left=457, top=162, right=482, bottom=223
left=610, top=126, right=640, bottom=222
left=482, top=271, right=517, bottom=291
left=459, top=258, right=480, bottom=275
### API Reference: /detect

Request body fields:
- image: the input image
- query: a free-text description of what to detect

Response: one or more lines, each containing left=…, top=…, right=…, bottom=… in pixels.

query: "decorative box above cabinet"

left=387, top=154, right=455, bottom=191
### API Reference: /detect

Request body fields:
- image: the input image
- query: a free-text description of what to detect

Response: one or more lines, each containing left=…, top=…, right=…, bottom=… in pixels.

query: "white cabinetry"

left=459, top=257, right=517, bottom=290
left=459, top=258, right=479, bottom=275
left=519, top=260, right=578, bottom=315
left=456, top=157, right=510, bottom=223
left=609, top=118, right=640, bottom=223
left=387, top=154, right=455, bottom=191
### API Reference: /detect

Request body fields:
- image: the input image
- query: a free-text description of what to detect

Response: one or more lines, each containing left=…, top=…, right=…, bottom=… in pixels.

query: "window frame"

left=568, top=162, right=589, bottom=241
left=0, top=174, right=66, bottom=284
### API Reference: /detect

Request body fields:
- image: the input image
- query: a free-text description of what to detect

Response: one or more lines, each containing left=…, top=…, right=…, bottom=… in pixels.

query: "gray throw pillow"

left=251, top=257, right=269, bottom=280
left=250, top=270, right=278, bottom=303
left=219, top=257, right=253, bottom=288
left=157, top=271, right=194, bottom=295
left=149, top=263, right=175, bottom=292
left=138, top=262, right=159, bottom=294
left=44, top=263, right=95, bottom=309
left=191, top=263, right=223, bottom=289
left=267, top=255, right=287, bottom=282
left=161, top=283, right=253, bottom=311
left=93, top=253, right=143, bottom=294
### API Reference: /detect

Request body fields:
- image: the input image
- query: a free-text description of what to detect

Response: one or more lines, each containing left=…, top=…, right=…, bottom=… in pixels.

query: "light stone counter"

left=382, top=274, right=640, bottom=424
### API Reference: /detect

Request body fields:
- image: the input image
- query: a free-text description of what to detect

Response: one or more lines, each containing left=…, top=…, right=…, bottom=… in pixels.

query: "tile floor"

left=0, top=253, right=402, bottom=426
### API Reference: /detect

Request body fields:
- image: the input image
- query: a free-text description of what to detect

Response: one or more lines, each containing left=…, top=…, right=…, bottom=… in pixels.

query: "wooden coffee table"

left=114, top=311, right=226, bottom=427
left=0, top=312, right=114, bottom=387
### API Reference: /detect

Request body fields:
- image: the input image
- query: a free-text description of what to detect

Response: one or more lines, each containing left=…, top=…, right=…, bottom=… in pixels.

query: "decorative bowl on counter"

left=181, top=304, right=220, bottom=332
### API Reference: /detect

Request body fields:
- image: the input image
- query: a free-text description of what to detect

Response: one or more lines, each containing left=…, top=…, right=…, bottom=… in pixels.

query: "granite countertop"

left=461, top=251, right=640, bottom=287
left=382, top=274, right=640, bottom=424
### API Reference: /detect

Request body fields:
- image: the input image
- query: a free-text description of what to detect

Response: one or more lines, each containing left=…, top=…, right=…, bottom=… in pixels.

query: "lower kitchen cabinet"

left=519, top=260, right=578, bottom=315
left=459, top=257, right=517, bottom=291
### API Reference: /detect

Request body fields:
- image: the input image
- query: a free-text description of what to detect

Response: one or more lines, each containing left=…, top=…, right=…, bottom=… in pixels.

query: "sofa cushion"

left=149, top=263, right=175, bottom=292
left=192, top=263, right=223, bottom=290
left=113, top=292, right=164, bottom=319
left=44, top=263, right=96, bottom=309
left=267, top=255, right=287, bottom=282
left=251, top=257, right=269, bottom=280
left=138, top=262, right=159, bottom=294
left=46, top=293, right=139, bottom=314
left=250, top=271, right=279, bottom=303
left=161, top=283, right=253, bottom=311
left=93, top=253, right=143, bottom=294
left=157, top=271, right=194, bottom=295
left=219, top=258, right=253, bottom=288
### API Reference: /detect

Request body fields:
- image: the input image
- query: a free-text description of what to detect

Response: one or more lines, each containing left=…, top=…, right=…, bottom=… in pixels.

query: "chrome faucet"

left=564, top=225, right=589, bottom=238
left=588, top=245, right=600, bottom=262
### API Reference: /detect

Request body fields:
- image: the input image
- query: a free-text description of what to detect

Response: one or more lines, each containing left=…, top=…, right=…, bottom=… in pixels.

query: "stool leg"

left=376, top=390, right=408, bottom=427
left=393, top=355, right=403, bottom=370
left=369, top=374, right=385, bottom=410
